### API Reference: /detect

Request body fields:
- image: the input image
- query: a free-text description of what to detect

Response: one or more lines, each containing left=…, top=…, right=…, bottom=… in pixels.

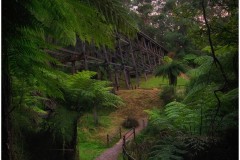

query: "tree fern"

left=187, top=55, right=213, bottom=78
left=62, top=71, right=123, bottom=126
left=42, top=106, right=79, bottom=143
left=155, top=60, right=186, bottom=86
left=3, top=0, right=137, bottom=158
left=26, top=0, right=138, bottom=48
left=148, top=137, right=187, bottom=160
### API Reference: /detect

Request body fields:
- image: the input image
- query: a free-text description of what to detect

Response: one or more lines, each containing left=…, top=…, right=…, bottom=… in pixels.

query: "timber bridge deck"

left=48, top=32, right=168, bottom=90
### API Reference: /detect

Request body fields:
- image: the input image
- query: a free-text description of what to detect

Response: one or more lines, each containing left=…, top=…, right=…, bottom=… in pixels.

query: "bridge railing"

left=106, top=127, right=122, bottom=147
left=122, top=127, right=136, bottom=160
left=121, top=119, right=147, bottom=159
left=159, top=83, right=186, bottom=88
left=122, top=145, right=135, bottom=160
left=106, top=119, right=146, bottom=159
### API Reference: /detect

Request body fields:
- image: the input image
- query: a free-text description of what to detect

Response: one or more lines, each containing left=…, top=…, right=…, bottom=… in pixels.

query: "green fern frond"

left=187, top=56, right=213, bottom=78
left=148, top=137, right=186, bottom=160
left=42, top=106, right=79, bottom=143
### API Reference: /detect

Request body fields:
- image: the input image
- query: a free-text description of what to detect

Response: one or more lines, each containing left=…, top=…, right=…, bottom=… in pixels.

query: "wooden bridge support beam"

left=155, top=47, right=159, bottom=66
left=71, top=61, right=76, bottom=74
left=117, top=35, right=130, bottom=89
left=50, top=32, right=167, bottom=91
left=158, top=48, right=162, bottom=65
left=103, top=46, right=113, bottom=82
left=144, top=42, right=152, bottom=70
left=115, top=72, right=120, bottom=90
left=82, top=42, right=88, bottom=70
left=137, top=37, right=148, bottom=81
left=129, top=41, right=140, bottom=87
left=151, top=43, right=157, bottom=67
left=126, top=69, right=132, bottom=89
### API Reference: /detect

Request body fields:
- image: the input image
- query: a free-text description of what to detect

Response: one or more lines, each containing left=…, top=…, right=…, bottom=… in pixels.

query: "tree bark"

left=2, top=52, right=12, bottom=160
left=169, top=74, right=177, bottom=86
left=93, top=105, right=99, bottom=126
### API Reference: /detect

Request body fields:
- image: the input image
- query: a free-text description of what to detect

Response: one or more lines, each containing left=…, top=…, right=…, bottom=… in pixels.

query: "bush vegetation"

left=122, top=117, right=139, bottom=129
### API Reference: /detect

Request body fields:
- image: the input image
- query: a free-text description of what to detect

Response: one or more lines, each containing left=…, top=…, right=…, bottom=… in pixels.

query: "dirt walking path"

left=95, top=89, right=161, bottom=160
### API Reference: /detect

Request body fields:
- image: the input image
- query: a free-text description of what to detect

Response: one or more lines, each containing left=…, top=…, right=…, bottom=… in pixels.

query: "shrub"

left=122, top=117, right=139, bottom=129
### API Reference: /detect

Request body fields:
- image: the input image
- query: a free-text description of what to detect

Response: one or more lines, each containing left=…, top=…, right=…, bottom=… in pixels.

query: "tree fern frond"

left=187, top=56, right=213, bottom=78
left=42, top=106, right=79, bottom=143
left=148, top=137, right=186, bottom=160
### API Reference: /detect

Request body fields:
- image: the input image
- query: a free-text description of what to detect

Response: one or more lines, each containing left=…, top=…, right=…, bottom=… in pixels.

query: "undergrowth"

left=77, top=113, right=109, bottom=159
left=77, top=110, right=120, bottom=160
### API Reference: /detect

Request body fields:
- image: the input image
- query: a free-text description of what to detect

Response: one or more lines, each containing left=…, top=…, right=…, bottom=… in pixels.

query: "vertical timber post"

left=152, top=44, right=157, bottom=67
left=144, top=72, right=147, bottom=81
left=71, top=61, right=76, bottom=74
left=115, top=72, right=120, bottom=90
left=119, top=127, right=122, bottom=138
left=103, top=46, right=113, bottom=82
left=158, top=48, right=162, bottom=65
left=133, top=128, right=136, bottom=140
left=143, top=39, right=151, bottom=70
left=129, top=41, right=140, bottom=87
left=138, top=36, right=148, bottom=81
left=117, top=34, right=130, bottom=89
left=82, top=42, right=88, bottom=70
left=107, top=134, right=109, bottom=147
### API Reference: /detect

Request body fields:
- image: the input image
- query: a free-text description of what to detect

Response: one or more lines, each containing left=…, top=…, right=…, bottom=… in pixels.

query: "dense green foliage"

left=123, top=0, right=238, bottom=159
left=159, top=86, right=175, bottom=105
left=3, top=0, right=238, bottom=160
left=155, top=58, right=187, bottom=86
left=3, top=0, right=135, bottom=159
left=9, top=70, right=123, bottom=160
left=134, top=44, right=238, bottom=158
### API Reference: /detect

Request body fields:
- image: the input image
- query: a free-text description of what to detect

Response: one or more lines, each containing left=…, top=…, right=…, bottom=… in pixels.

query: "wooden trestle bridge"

left=48, top=32, right=168, bottom=90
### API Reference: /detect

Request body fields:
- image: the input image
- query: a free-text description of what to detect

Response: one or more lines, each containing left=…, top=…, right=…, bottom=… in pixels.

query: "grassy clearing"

left=140, top=76, right=188, bottom=89
left=118, top=74, right=188, bottom=89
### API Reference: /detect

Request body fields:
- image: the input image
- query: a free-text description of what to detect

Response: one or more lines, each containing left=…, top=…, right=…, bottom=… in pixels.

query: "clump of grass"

left=78, top=142, right=106, bottom=160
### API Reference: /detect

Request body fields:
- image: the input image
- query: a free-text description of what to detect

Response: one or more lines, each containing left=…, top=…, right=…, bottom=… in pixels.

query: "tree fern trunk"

left=2, top=52, right=12, bottom=160
left=93, top=105, right=99, bottom=126
left=168, top=73, right=177, bottom=86
left=73, top=116, right=80, bottom=160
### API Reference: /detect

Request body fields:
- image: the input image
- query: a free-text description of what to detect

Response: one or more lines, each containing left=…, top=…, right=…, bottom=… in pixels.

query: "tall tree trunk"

left=2, top=52, right=12, bottom=160
left=93, top=105, right=98, bottom=126
left=168, top=74, right=177, bottom=86
left=73, top=115, right=81, bottom=160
